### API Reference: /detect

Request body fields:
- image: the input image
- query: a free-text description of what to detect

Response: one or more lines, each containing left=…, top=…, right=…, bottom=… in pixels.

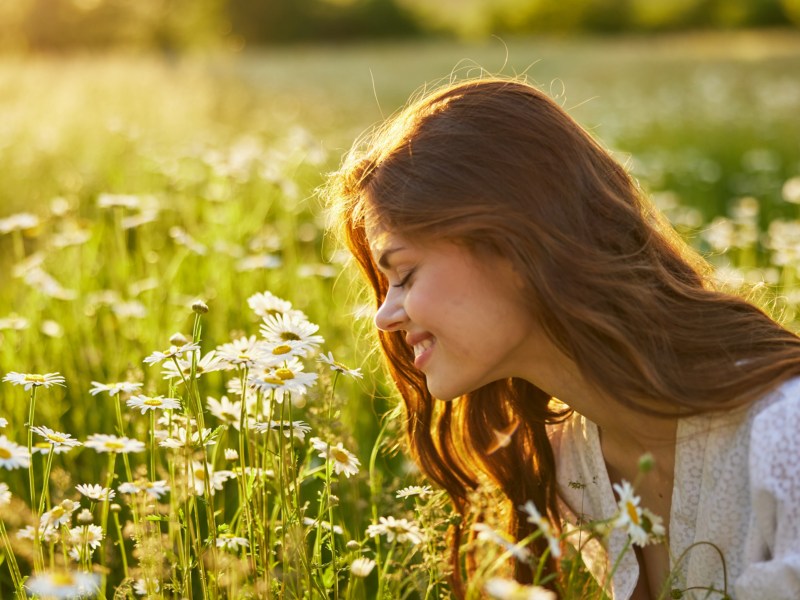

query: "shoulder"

left=750, top=376, right=800, bottom=435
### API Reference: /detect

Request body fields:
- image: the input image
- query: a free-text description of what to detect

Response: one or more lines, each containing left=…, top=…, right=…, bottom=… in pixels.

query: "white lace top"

left=549, top=376, right=800, bottom=600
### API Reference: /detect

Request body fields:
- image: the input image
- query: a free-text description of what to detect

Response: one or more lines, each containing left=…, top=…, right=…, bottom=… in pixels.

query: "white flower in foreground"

left=396, top=485, right=433, bottom=500
left=248, top=361, right=318, bottom=397
left=310, top=437, right=360, bottom=478
left=0, top=482, right=11, bottom=506
left=520, top=500, right=561, bottom=558
left=350, top=557, right=376, bottom=578
left=158, top=426, right=214, bottom=449
left=68, top=524, right=104, bottom=550
left=0, top=417, right=7, bottom=427
left=216, top=532, right=249, bottom=552
left=25, top=569, right=100, bottom=599
left=0, top=435, right=30, bottom=469
left=31, top=426, right=82, bottom=449
left=126, top=394, right=181, bottom=414
left=17, top=525, right=60, bottom=544
left=612, top=480, right=657, bottom=547
left=248, top=291, right=295, bottom=318
left=3, top=371, right=65, bottom=391
left=472, top=523, right=530, bottom=562
left=224, top=448, right=239, bottom=461
left=143, top=342, right=201, bottom=366
left=89, top=381, right=143, bottom=397
left=366, top=516, right=425, bottom=545
left=207, top=395, right=242, bottom=428
left=76, top=484, right=115, bottom=502
left=484, top=577, right=556, bottom=600
left=84, top=434, right=145, bottom=454
left=216, top=335, right=268, bottom=369
left=32, top=441, right=73, bottom=455
left=317, top=352, right=363, bottom=379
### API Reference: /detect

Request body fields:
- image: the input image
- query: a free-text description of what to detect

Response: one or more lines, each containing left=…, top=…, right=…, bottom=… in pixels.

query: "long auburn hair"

left=324, top=77, right=800, bottom=593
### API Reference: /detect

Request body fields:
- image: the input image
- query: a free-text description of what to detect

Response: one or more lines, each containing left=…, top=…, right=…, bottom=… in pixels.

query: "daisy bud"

left=77, top=509, right=93, bottom=524
left=345, top=540, right=360, bottom=551
left=638, top=452, right=655, bottom=474
left=169, top=332, right=189, bottom=346
left=224, top=448, right=239, bottom=461
left=110, top=503, right=122, bottom=513
left=192, top=300, right=209, bottom=314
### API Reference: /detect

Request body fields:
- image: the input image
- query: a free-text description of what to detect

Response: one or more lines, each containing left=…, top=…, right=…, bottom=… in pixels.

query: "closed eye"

left=392, top=269, right=415, bottom=288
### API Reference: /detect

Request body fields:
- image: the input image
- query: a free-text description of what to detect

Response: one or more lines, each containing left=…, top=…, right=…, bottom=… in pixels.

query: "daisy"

left=640, top=507, right=666, bottom=545
left=76, top=484, right=115, bottom=502
left=126, top=394, right=182, bottom=414
left=30, top=426, right=82, bottom=449
left=259, top=313, right=324, bottom=353
left=133, top=578, right=160, bottom=596
left=41, top=499, right=80, bottom=530
left=0, top=212, right=39, bottom=234
left=97, top=193, right=141, bottom=210
left=143, top=342, right=201, bottom=366
left=612, top=480, right=650, bottom=547
left=396, top=485, right=433, bottom=500
left=32, top=441, right=74, bottom=455
left=216, top=532, right=249, bottom=552
left=117, top=479, right=170, bottom=499
left=317, top=352, right=364, bottom=379
left=188, top=461, right=236, bottom=496
left=0, top=314, right=29, bottom=330
left=520, top=500, right=561, bottom=558
left=472, top=523, right=531, bottom=562
left=3, top=371, right=65, bottom=391
left=350, top=557, right=376, bottom=578
left=248, top=363, right=318, bottom=397
left=366, top=516, right=425, bottom=545
left=216, top=335, right=268, bottom=369
left=161, top=350, right=223, bottom=381
left=247, top=291, right=294, bottom=318
left=84, top=434, right=145, bottom=454
left=159, top=426, right=215, bottom=449
left=68, top=524, right=104, bottom=551
left=303, top=517, right=343, bottom=535
left=89, top=381, right=143, bottom=396
left=0, top=435, right=30, bottom=469
left=484, top=577, right=556, bottom=600
left=25, top=570, right=100, bottom=599
left=224, top=448, right=239, bottom=461
left=206, top=395, right=242, bottom=428
left=310, top=437, right=360, bottom=478
left=17, top=525, right=60, bottom=544
left=0, top=482, right=11, bottom=506
left=0, top=416, right=7, bottom=427
left=252, top=420, right=312, bottom=442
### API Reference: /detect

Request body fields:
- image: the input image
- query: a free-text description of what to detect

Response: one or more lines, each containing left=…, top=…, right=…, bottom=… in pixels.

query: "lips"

left=406, top=333, right=435, bottom=369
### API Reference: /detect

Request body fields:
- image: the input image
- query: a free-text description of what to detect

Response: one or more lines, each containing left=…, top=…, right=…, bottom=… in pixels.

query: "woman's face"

left=369, top=229, right=558, bottom=400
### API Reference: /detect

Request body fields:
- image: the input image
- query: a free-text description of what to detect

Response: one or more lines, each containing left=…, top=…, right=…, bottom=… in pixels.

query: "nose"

left=375, top=287, right=407, bottom=332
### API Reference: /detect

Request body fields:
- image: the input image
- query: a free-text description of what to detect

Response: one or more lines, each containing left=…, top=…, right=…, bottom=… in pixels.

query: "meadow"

left=1, top=31, right=800, bottom=599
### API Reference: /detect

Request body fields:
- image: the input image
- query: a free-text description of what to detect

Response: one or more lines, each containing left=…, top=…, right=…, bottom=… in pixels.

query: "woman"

left=325, top=77, right=800, bottom=599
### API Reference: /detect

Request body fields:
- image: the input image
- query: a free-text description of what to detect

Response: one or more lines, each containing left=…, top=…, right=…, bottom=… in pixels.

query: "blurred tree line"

left=0, top=0, right=798, bottom=52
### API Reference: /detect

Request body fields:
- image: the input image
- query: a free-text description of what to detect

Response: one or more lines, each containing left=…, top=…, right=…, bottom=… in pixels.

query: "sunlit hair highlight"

left=324, top=76, right=800, bottom=593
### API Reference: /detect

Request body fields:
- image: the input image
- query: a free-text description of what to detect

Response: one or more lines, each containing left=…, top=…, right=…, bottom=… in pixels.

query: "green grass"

left=0, top=31, right=799, bottom=599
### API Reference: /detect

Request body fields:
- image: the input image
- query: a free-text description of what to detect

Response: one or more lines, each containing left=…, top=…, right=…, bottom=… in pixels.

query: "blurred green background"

left=1, top=0, right=799, bottom=53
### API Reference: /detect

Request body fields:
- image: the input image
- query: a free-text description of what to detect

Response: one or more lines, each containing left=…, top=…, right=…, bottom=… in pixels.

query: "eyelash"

left=392, top=269, right=415, bottom=288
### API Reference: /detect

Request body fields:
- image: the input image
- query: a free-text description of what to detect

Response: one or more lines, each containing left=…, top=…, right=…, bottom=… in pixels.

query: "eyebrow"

left=377, top=247, right=405, bottom=270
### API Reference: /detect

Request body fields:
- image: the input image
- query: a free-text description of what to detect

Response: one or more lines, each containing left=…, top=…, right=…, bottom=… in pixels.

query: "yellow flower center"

left=194, top=468, right=206, bottom=480
left=275, top=368, right=294, bottom=380
left=330, top=448, right=350, bottom=463
left=25, top=374, right=46, bottom=383
left=272, top=344, right=292, bottom=355
left=105, top=441, right=125, bottom=451
left=51, top=572, right=77, bottom=586
left=219, top=533, right=234, bottom=539
left=47, top=433, right=66, bottom=443
left=237, top=352, right=250, bottom=361
left=144, top=398, right=163, bottom=406
left=0, top=448, right=12, bottom=459
left=280, top=332, right=301, bottom=341
left=626, top=501, right=640, bottom=525
left=262, top=377, right=283, bottom=385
